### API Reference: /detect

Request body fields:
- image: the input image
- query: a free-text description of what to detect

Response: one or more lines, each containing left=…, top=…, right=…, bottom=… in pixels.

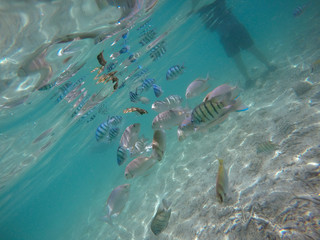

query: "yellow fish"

left=216, top=159, right=228, bottom=203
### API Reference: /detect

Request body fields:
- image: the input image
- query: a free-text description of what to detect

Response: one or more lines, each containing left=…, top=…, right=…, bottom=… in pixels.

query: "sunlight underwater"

left=0, top=0, right=320, bottom=240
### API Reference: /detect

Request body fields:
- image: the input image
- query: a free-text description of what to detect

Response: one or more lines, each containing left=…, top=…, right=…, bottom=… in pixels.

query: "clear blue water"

left=0, top=0, right=320, bottom=239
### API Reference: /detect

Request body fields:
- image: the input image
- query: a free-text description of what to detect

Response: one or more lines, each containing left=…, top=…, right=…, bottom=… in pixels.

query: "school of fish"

left=45, top=16, right=254, bottom=236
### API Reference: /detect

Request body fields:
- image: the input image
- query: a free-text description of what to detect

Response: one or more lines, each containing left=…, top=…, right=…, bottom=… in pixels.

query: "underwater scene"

left=0, top=0, right=320, bottom=239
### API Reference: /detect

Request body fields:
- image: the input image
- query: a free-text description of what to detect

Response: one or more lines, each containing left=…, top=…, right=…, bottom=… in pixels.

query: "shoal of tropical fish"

left=84, top=22, right=272, bottom=237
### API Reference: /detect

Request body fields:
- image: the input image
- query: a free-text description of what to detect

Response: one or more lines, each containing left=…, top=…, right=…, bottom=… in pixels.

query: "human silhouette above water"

left=188, top=0, right=275, bottom=88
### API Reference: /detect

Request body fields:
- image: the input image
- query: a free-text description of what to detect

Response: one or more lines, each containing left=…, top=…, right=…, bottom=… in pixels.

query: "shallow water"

left=0, top=0, right=320, bottom=239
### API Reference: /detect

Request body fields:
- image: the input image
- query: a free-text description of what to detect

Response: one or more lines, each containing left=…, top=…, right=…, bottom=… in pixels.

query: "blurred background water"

left=0, top=0, right=319, bottom=240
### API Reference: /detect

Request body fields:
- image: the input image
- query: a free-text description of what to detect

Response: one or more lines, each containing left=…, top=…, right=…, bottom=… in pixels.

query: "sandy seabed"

left=75, top=26, right=320, bottom=240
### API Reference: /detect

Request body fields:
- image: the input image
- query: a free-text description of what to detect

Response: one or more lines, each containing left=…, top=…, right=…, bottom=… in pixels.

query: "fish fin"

left=232, top=97, right=249, bottom=112
left=101, top=215, right=113, bottom=225
left=162, top=199, right=171, bottom=210
left=205, top=72, right=211, bottom=82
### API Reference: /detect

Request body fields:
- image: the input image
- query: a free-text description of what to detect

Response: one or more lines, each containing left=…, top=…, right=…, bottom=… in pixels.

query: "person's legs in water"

left=247, top=46, right=276, bottom=72
left=232, top=53, right=254, bottom=88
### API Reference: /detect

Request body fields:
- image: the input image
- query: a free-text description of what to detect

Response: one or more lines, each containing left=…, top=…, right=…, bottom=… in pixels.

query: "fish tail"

left=205, top=72, right=211, bottom=81
left=233, top=97, right=249, bottom=112
left=101, top=215, right=113, bottom=225
left=218, top=159, right=223, bottom=165
left=162, top=199, right=171, bottom=210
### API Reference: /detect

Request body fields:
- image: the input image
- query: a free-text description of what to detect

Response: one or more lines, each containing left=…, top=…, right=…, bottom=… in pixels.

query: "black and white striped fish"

left=149, top=41, right=166, bottom=61
left=106, top=127, right=120, bottom=142
left=139, top=29, right=156, bottom=46
left=140, top=78, right=155, bottom=92
left=151, top=95, right=183, bottom=113
left=108, top=115, right=122, bottom=126
left=256, top=141, right=279, bottom=154
left=191, top=97, right=247, bottom=126
left=117, top=145, right=128, bottom=166
left=153, top=84, right=163, bottom=98
left=95, top=122, right=109, bottom=141
left=166, top=64, right=184, bottom=80
left=151, top=199, right=171, bottom=236
left=129, top=90, right=140, bottom=102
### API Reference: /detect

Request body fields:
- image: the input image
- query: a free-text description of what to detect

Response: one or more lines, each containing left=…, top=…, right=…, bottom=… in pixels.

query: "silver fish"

left=203, top=84, right=239, bottom=104
left=104, top=184, right=130, bottom=224
left=151, top=95, right=183, bottom=113
left=177, top=116, right=195, bottom=141
left=152, top=130, right=166, bottom=161
left=216, top=159, right=228, bottom=203
left=130, top=136, right=150, bottom=158
left=151, top=199, right=171, bottom=235
left=120, top=123, right=141, bottom=149
left=185, top=74, right=210, bottom=99
left=125, top=156, right=157, bottom=179
left=152, top=109, right=187, bottom=130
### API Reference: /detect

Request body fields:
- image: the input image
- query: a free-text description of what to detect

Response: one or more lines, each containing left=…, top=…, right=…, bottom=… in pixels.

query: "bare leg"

left=247, top=46, right=275, bottom=71
left=232, top=53, right=254, bottom=88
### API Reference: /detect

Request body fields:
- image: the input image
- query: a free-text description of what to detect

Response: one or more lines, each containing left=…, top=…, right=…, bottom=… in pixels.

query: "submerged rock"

left=292, top=81, right=313, bottom=96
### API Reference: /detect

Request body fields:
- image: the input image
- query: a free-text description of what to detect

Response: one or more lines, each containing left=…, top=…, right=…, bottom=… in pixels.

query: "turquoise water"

left=0, top=0, right=320, bottom=239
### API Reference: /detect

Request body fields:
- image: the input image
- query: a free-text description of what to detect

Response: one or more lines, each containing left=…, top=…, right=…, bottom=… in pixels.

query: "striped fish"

left=151, top=95, right=183, bottom=113
left=129, top=90, right=140, bottom=102
left=191, top=94, right=249, bottom=126
left=106, top=127, right=120, bottom=142
left=117, top=145, right=128, bottom=166
left=149, top=41, right=166, bottom=61
left=191, top=100, right=226, bottom=125
left=38, top=81, right=56, bottom=91
left=56, top=82, right=73, bottom=102
left=71, top=95, right=89, bottom=118
left=153, top=84, right=163, bottom=98
left=151, top=199, right=171, bottom=236
left=139, top=29, right=156, bottom=46
left=293, top=4, right=307, bottom=17
left=108, top=116, right=122, bottom=126
left=95, top=122, right=110, bottom=141
left=256, top=141, right=279, bottom=154
left=166, top=64, right=184, bottom=80
left=82, top=109, right=97, bottom=123
left=140, top=78, right=155, bottom=92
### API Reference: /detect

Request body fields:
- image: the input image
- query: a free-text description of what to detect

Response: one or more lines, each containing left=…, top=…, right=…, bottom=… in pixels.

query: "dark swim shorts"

left=217, top=15, right=254, bottom=57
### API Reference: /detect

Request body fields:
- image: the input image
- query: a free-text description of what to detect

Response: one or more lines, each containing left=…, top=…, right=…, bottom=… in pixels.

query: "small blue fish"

left=107, top=127, right=120, bottom=142
left=96, top=122, right=110, bottom=141
left=166, top=64, right=184, bottom=80
left=140, top=78, right=155, bottom=92
left=108, top=116, right=122, bottom=126
left=117, top=146, right=128, bottom=166
left=153, top=84, right=163, bottom=98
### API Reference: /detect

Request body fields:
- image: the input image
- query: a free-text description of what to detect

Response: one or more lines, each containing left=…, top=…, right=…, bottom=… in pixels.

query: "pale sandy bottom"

left=73, top=45, right=320, bottom=240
